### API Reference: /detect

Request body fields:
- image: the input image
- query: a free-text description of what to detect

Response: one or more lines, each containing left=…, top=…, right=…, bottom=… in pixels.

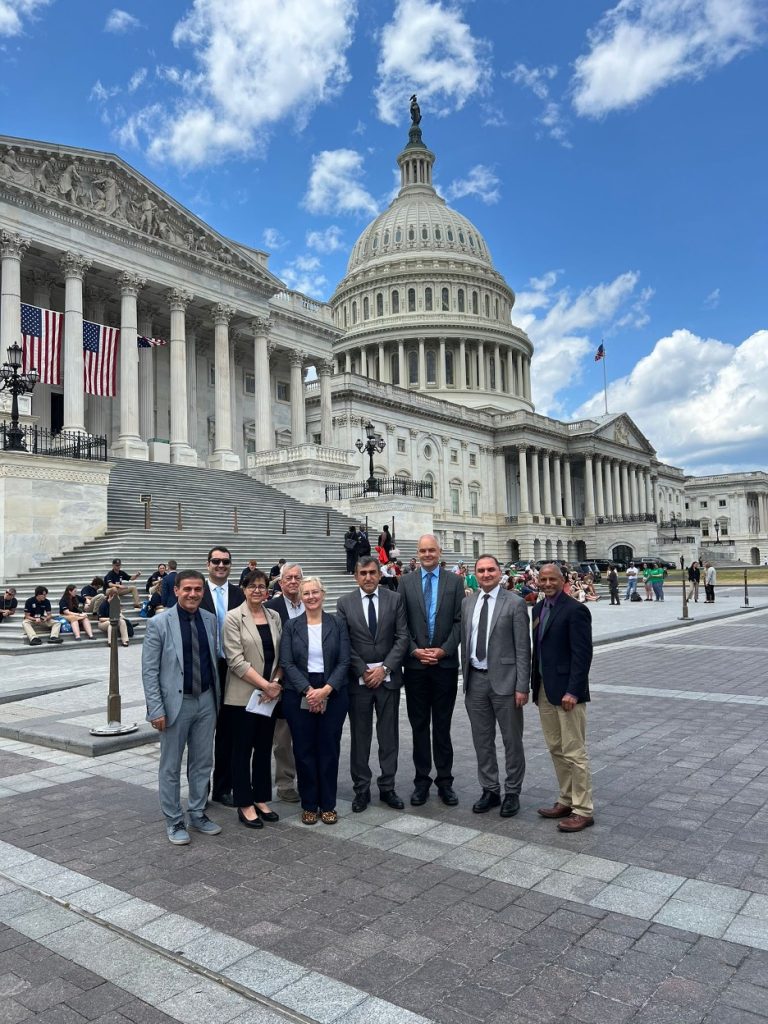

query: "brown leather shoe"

left=537, top=802, right=572, bottom=819
left=557, top=813, right=594, bottom=832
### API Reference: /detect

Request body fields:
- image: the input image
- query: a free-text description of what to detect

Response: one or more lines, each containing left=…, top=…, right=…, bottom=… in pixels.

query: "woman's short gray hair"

left=300, top=575, right=325, bottom=595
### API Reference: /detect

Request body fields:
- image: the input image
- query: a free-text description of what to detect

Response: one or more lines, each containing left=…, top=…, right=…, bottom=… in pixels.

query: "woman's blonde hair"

left=300, top=576, right=325, bottom=596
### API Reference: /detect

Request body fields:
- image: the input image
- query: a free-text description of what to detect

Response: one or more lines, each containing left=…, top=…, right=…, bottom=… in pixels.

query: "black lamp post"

left=0, top=342, right=38, bottom=451
left=714, top=521, right=721, bottom=544
left=355, top=419, right=385, bottom=493
left=670, top=512, right=679, bottom=541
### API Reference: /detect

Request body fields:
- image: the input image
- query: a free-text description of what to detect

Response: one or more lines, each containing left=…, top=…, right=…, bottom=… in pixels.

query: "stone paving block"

left=653, top=900, right=735, bottom=939
left=465, top=833, right=525, bottom=857
left=41, top=922, right=122, bottom=964
left=9, top=906, right=74, bottom=940
left=589, top=884, right=669, bottom=920
left=380, top=816, right=440, bottom=836
left=223, top=950, right=308, bottom=997
left=569, top=990, right=636, bottom=1023
left=227, top=1009, right=303, bottom=1024
left=723, top=916, right=768, bottom=951
left=273, top=971, right=367, bottom=1023
left=335, top=995, right=434, bottom=1024
left=562, top=854, right=628, bottom=882
left=434, top=847, right=501, bottom=874
left=611, top=866, right=687, bottom=898
left=533, top=870, right=608, bottom=903
left=0, top=879, right=19, bottom=897
left=68, top=886, right=132, bottom=916
left=481, top=858, right=551, bottom=888
left=134, top=913, right=210, bottom=952
left=390, top=838, right=447, bottom=862
left=117, top=959, right=199, bottom=1003
left=180, top=932, right=255, bottom=972
left=37, top=870, right=95, bottom=899
left=674, top=879, right=749, bottom=914
left=0, top=890, right=48, bottom=921
left=95, top=899, right=166, bottom=931
left=156, top=982, right=251, bottom=1024
left=515, top=843, right=572, bottom=869
left=425, top=823, right=479, bottom=847
left=740, top=893, right=768, bottom=921
left=67, top=938, right=156, bottom=985
left=353, top=829, right=409, bottom=851
left=0, top=996, right=33, bottom=1023
left=16, top=977, right=83, bottom=1012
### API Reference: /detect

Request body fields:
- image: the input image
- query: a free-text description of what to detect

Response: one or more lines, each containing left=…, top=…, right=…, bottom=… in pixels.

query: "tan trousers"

left=97, top=618, right=129, bottom=643
left=273, top=718, right=297, bottom=793
left=537, top=690, right=593, bottom=818
left=22, top=618, right=61, bottom=641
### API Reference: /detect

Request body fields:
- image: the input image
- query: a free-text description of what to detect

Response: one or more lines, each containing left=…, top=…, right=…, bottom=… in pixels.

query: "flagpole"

left=602, top=341, right=609, bottom=415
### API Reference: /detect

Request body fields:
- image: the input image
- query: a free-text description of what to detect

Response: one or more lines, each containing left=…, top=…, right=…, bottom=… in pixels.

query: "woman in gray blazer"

left=222, top=570, right=283, bottom=830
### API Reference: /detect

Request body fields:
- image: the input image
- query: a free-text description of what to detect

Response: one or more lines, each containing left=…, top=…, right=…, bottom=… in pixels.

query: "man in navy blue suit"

left=531, top=563, right=594, bottom=833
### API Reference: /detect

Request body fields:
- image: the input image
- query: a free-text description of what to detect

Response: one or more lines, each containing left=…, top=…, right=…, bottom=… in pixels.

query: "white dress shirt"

left=358, top=587, right=379, bottom=617
left=470, top=585, right=500, bottom=669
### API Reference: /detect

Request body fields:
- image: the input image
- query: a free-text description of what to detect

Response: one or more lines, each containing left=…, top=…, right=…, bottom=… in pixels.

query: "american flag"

left=20, top=303, right=63, bottom=385
left=137, top=336, right=168, bottom=348
left=83, top=320, right=120, bottom=396
left=594, top=342, right=605, bottom=362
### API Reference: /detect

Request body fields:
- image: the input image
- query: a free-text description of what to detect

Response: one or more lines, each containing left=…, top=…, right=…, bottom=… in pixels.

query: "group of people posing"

left=142, top=536, right=595, bottom=847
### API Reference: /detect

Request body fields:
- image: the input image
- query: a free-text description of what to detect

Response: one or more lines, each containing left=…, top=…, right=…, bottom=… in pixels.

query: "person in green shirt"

left=464, top=567, right=479, bottom=593
left=648, top=564, right=666, bottom=601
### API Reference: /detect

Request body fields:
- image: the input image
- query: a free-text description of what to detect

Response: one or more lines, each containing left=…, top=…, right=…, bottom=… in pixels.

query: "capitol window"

left=450, top=486, right=461, bottom=515
left=395, top=227, right=402, bottom=243
left=376, top=292, right=383, bottom=316
left=243, top=371, right=255, bottom=396
left=446, top=350, right=454, bottom=385
left=408, top=288, right=416, bottom=312
left=435, top=226, right=442, bottom=240
left=470, top=490, right=479, bottom=517
left=390, top=354, right=400, bottom=385
left=421, top=225, right=428, bottom=240
left=447, top=227, right=454, bottom=241
left=469, top=452, right=477, bottom=467
left=426, top=350, right=437, bottom=384
left=472, top=291, right=479, bottom=314
left=450, top=449, right=458, bottom=463
left=372, top=234, right=378, bottom=250
left=363, top=297, right=369, bottom=320
left=458, top=289, right=465, bottom=312
left=441, top=287, right=449, bottom=311
left=397, top=437, right=406, bottom=453
left=484, top=295, right=490, bottom=317
left=424, top=444, right=433, bottom=460
left=408, top=225, right=415, bottom=241
left=383, top=230, right=390, bottom=245
left=495, top=298, right=499, bottom=319
left=458, top=229, right=465, bottom=244
left=391, top=290, right=400, bottom=313
left=408, top=350, right=418, bottom=384
left=276, top=381, right=289, bottom=402
left=469, top=233, right=475, bottom=247
left=351, top=301, right=357, bottom=324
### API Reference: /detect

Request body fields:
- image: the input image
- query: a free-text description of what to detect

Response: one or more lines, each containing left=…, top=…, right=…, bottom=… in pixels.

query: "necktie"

left=215, top=586, right=226, bottom=656
left=476, top=594, right=490, bottom=662
left=367, top=594, right=377, bottom=638
left=423, top=571, right=434, bottom=644
left=189, top=613, right=202, bottom=697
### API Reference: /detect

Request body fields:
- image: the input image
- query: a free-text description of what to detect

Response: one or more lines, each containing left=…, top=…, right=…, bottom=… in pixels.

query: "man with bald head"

left=399, top=534, right=465, bottom=806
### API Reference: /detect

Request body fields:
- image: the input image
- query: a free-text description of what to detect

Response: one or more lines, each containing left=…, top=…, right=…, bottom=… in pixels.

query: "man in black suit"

left=531, top=563, right=594, bottom=833
left=399, top=534, right=464, bottom=806
left=200, top=545, right=245, bottom=806
left=336, top=556, right=410, bottom=812
left=265, top=563, right=305, bottom=803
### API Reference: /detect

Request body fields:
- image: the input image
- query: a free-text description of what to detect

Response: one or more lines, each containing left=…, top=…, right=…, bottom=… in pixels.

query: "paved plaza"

left=0, top=599, right=767, bottom=1024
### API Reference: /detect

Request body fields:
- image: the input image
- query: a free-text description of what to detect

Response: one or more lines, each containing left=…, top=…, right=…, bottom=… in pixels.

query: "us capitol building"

left=0, top=106, right=766, bottom=571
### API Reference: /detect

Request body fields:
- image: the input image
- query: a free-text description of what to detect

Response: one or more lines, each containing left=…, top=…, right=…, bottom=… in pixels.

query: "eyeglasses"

left=209, top=558, right=231, bottom=566
left=245, top=585, right=268, bottom=592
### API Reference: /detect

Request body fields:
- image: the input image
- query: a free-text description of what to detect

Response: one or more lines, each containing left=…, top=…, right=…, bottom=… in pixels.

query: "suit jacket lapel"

left=488, top=588, right=505, bottom=638
left=241, top=605, right=263, bottom=654
left=168, top=606, right=184, bottom=669
left=464, top=591, right=478, bottom=649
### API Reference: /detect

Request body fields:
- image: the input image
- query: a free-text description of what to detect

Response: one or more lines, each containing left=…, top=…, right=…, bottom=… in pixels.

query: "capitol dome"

left=330, top=108, right=534, bottom=414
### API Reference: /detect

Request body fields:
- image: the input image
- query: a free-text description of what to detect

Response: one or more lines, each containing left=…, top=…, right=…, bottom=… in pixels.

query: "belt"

left=470, top=667, right=489, bottom=673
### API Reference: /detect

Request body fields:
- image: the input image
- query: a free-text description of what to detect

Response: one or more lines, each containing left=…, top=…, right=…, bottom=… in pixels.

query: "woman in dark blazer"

left=222, top=570, right=283, bottom=830
left=279, top=576, right=350, bottom=825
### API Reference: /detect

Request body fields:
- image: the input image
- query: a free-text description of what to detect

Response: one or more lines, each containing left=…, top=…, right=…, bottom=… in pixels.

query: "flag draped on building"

left=20, top=303, right=63, bottom=384
left=83, top=320, right=120, bottom=396
left=594, top=342, right=605, bottom=362
left=137, top=336, right=168, bottom=348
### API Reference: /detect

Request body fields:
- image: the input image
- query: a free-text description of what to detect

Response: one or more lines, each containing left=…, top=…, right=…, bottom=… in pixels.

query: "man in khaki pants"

left=531, top=564, right=594, bottom=832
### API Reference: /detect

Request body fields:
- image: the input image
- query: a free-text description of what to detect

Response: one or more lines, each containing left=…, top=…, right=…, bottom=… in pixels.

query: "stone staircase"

left=1, top=459, right=414, bottom=653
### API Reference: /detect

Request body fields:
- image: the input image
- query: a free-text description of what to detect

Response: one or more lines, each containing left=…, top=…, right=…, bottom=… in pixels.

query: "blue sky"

left=1, top=0, right=766, bottom=473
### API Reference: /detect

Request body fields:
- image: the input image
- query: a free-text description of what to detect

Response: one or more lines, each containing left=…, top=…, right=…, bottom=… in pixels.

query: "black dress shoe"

left=256, top=808, right=280, bottom=822
left=500, top=793, right=520, bottom=818
left=237, top=808, right=263, bottom=829
left=437, top=786, right=459, bottom=806
left=472, top=790, right=501, bottom=813
left=212, top=792, right=235, bottom=807
left=352, top=791, right=371, bottom=813
left=379, top=790, right=404, bottom=810
left=410, top=786, right=430, bottom=806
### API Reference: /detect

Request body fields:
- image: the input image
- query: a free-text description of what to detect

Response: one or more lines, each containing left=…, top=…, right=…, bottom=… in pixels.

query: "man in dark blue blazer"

left=531, top=563, right=594, bottom=832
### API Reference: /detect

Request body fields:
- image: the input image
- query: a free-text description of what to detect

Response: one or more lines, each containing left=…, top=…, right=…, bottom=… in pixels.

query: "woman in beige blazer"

left=222, top=569, right=283, bottom=830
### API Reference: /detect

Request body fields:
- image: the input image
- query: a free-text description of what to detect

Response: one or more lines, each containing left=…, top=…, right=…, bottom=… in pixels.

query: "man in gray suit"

left=336, top=556, right=410, bottom=812
left=399, top=534, right=465, bottom=807
left=461, top=555, right=531, bottom=818
left=141, top=569, right=223, bottom=845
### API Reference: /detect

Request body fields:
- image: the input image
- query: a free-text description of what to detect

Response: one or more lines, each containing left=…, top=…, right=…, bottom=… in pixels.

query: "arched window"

left=472, top=291, right=479, bottom=314
left=395, top=227, right=402, bottom=243
left=351, top=301, right=357, bottom=324
left=500, top=359, right=506, bottom=392
left=435, top=226, right=442, bottom=241
left=390, top=353, right=399, bottom=385
left=408, top=225, right=415, bottom=241
left=383, top=230, right=390, bottom=245
left=421, top=225, right=428, bottom=240
left=408, top=288, right=416, bottom=312
left=445, top=350, right=454, bottom=385
left=441, top=287, right=450, bottom=311
left=376, top=292, right=383, bottom=317
left=495, top=297, right=499, bottom=319
left=424, top=287, right=433, bottom=311
left=468, top=233, right=475, bottom=247
left=391, top=290, right=399, bottom=314
left=363, top=296, right=369, bottom=320
left=458, top=229, right=465, bottom=244
left=458, top=288, right=465, bottom=312
left=489, top=359, right=496, bottom=390
left=447, top=227, right=454, bottom=242
left=484, top=294, right=490, bottom=317
left=408, top=350, right=418, bottom=384
left=426, top=350, right=437, bottom=384
left=465, top=351, right=471, bottom=386
left=343, top=306, right=348, bottom=327
left=372, top=234, right=378, bottom=251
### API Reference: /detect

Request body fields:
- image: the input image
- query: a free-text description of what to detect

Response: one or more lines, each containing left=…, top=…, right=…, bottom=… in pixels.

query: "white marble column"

left=459, top=338, right=467, bottom=389
left=208, top=303, right=239, bottom=470
left=613, top=461, right=623, bottom=516
left=252, top=317, right=272, bottom=453
left=530, top=448, right=541, bottom=515
left=59, top=252, right=91, bottom=435
left=517, top=446, right=529, bottom=514
left=495, top=448, right=507, bottom=517
left=418, top=337, right=426, bottom=386
left=524, top=357, right=532, bottom=401
left=438, top=337, right=446, bottom=389
left=638, top=468, right=647, bottom=515
left=137, top=303, right=155, bottom=442
left=477, top=341, right=486, bottom=390
left=185, top=318, right=198, bottom=454
left=584, top=454, right=596, bottom=520
left=506, top=349, right=515, bottom=395
left=397, top=341, right=405, bottom=386
left=563, top=459, right=574, bottom=519
left=620, top=462, right=630, bottom=515
left=1, top=231, right=29, bottom=363
left=378, top=342, right=387, bottom=382
left=542, top=451, right=553, bottom=516
left=553, top=454, right=563, bottom=518
left=515, top=352, right=523, bottom=397
left=319, top=359, right=333, bottom=446
left=111, top=272, right=147, bottom=459
left=650, top=475, right=659, bottom=520
left=630, top=466, right=640, bottom=515
left=289, top=349, right=306, bottom=446
left=595, top=456, right=605, bottom=517
left=344, top=350, right=351, bottom=373
left=360, top=346, right=368, bottom=378
left=603, top=458, right=614, bottom=517
left=167, top=289, right=197, bottom=466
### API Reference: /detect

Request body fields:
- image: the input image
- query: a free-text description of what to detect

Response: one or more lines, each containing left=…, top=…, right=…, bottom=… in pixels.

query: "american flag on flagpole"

left=594, top=342, right=605, bottom=362
left=83, top=320, right=120, bottom=396
left=137, top=336, right=168, bottom=348
left=20, top=303, right=63, bottom=384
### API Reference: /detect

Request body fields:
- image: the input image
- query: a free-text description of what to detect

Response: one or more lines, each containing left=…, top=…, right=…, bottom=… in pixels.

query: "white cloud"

left=105, top=8, right=141, bottom=33
left=704, top=287, right=720, bottom=309
left=445, top=164, right=500, bottom=205
left=0, top=0, right=49, bottom=36
left=505, top=62, right=571, bottom=147
left=572, top=0, right=766, bottom=118
left=515, top=269, right=649, bottom=415
left=306, top=225, right=345, bottom=253
left=279, top=255, right=329, bottom=299
left=127, top=67, right=147, bottom=92
left=90, top=80, right=120, bottom=103
left=375, top=0, right=492, bottom=125
left=262, top=227, right=288, bottom=250
left=573, top=329, right=768, bottom=472
left=303, top=149, right=378, bottom=217
left=117, top=0, right=356, bottom=167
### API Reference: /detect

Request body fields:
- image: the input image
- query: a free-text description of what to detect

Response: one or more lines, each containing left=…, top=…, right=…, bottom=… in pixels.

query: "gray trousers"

left=158, top=689, right=217, bottom=825
left=465, top=669, right=525, bottom=795
left=348, top=683, right=400, bottom=794
left=273, top=718, right=297, bottom=791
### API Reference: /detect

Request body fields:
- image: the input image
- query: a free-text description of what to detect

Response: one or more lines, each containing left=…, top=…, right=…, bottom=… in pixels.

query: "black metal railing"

left=325, top=477, right=434, bottom=501
left=1, top=423, right=108, bottom=461
left=659, top=519, right=700, bottom=528
left=595, top=513, right=657, bottom=525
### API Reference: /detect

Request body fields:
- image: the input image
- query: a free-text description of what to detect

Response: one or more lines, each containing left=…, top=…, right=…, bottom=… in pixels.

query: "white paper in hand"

left=245, top=690, right=279, bottom=716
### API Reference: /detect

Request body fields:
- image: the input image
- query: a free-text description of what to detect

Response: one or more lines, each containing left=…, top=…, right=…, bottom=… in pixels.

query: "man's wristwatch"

left=381, top=665, right=390, bottom=676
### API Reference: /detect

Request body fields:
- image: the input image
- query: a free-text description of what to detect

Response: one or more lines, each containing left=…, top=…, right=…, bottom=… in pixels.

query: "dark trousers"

left=345, top=550, right=357, bottom=573
left=705, top=584, right=715, bottom=602
left=212, top=658, right=234, bottom=798
left=348, top=683, right=400, bottom=795
left=403, top=665, right=458, bottom=789
left=229, top=704, right=277, bottom=807
left=283, top=683, right=349, bottom=811
left=609, top=589, right=620, bottom=605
